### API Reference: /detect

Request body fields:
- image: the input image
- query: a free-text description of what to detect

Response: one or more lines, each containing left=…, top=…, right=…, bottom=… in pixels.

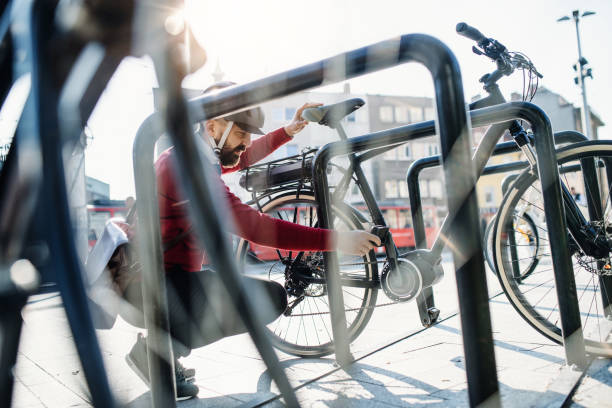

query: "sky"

left=79, top=0, right=612, bottom=199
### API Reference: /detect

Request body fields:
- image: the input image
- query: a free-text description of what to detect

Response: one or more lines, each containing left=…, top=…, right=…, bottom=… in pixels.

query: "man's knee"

left=246, top=277, right=287, bottom=322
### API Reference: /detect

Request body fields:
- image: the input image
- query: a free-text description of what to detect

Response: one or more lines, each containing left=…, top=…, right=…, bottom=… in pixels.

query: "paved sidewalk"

left=11, top=261, right=612, bottom=407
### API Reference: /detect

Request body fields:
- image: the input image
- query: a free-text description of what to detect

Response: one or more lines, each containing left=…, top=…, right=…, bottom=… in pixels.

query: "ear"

left=205, top=120, right=217, bottom=140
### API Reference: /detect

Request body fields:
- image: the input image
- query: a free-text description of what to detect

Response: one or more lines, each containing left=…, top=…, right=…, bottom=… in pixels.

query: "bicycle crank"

left=381, top=250, right=444, bottom=302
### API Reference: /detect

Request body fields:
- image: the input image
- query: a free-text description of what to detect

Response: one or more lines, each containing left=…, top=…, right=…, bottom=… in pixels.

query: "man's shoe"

left=175, top=359, right=196, bottom=380
left=126, top=334, right=196, bottom=382
left=175, top=370, right=199, bottom=401
left=126, top=333, right=198, bottom=400
left=125, top=333, right=150, bottom=385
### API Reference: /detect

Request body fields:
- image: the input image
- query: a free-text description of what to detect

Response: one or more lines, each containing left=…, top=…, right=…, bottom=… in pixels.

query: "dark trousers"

left=120, top=268, right=287, bottom=357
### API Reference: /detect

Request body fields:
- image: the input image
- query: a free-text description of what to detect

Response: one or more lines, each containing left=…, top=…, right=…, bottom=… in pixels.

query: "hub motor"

left=381, top=250, right=444, bottom=302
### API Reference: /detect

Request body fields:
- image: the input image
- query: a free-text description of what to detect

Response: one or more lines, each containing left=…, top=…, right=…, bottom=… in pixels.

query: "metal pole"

left=312, top=35, right=498, bottom=406
left=471, top=102, right=588, bottom=368
left=572, top=11, right=593, bottom=140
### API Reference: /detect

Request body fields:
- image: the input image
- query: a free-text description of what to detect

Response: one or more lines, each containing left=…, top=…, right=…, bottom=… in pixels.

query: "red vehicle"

left=247, top=204, right=439, bottom=261
left=87, top=200, right=128, bottom=248
left=376, top=205, right=439, bottom=253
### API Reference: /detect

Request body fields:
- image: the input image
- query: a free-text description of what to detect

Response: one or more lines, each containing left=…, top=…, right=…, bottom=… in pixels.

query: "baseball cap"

left=203, top=81, right=265, bottom=135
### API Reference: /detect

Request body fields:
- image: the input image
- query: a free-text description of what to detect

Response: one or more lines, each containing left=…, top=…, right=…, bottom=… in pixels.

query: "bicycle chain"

left=575, top=255, right=612, bottom=277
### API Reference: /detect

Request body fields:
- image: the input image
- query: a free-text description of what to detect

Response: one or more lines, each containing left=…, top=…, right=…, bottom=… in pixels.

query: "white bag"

left=84, top=219, right=129, bottom=329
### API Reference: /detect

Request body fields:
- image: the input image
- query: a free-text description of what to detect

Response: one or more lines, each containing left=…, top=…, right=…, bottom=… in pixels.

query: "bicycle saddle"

left=302, top=98, right=365, bottom=128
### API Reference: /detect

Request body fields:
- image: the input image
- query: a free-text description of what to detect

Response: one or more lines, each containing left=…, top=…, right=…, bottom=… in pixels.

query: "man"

left=123, top=82, right=381, bottom=400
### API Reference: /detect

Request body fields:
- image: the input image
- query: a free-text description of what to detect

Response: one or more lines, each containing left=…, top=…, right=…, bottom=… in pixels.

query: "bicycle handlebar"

left=456, top=21, right=542, bottom=87
left=456, top=22, right=488, bottom=45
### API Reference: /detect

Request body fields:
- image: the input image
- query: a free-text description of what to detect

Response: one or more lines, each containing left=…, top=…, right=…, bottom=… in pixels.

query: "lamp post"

left=558, top=10, right=596, bottom=139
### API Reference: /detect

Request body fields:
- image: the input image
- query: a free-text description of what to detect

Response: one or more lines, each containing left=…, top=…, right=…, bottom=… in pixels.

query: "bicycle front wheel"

left=493, top=141, right=612, bottom=357
left=235, top=192, right=379, bottom=358
left=484, top=213, right=540, bottom=278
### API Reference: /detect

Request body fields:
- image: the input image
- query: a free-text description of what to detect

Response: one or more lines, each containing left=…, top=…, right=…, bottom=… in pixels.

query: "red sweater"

left=155, top=127, right=335, bottom=272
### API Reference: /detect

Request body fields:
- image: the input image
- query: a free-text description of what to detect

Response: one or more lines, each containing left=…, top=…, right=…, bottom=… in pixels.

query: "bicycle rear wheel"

left=493, top=141, right=612, bottom=357
left=235, top=192, right=379, bottom=357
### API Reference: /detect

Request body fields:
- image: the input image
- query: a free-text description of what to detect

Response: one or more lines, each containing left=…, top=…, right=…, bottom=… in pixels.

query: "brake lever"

left=472, top=46, right=484, bottom=56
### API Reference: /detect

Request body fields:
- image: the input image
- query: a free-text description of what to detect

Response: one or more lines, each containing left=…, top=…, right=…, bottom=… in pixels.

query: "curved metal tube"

left=311, top=34, right=496, bottom=405
left=469, top=102, right=587, bottom=367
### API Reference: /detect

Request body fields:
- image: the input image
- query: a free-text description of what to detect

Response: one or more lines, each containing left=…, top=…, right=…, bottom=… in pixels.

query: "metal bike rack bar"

left=0, top=2, right=43, bottom=404
left=0, top=1, right=119, bottom=407
left=407, top=129, right=590, bottom=329
left=310, top=35, right=497, bottom=406
left=468, top=102, right=588, bottom=367
left=407, top=130, right=589, bottom=254
left=313, top=101, right=589, bottom=403
left=128, top=32, right=495, bottom=406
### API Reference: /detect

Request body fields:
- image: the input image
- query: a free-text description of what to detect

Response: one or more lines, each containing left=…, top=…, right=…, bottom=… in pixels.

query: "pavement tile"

left=26, top=380, right=91, bottom=408
left=12, top=256, right=612, bottom=408
left=11, top=379, right=44, bottom=408
left=571, top=359, right=612, bottom=407
left=294, top=376, right=449, bottom=408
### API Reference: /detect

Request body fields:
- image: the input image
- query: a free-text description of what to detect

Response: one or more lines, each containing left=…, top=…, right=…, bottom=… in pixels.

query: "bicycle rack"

left=312, top=101, right=592, bottom=405
left=309, top=35, right=500, bottom=406
left=408, top=130, right=591, bottom=326
left=0, top=1, right=123, bottom=407
left=470, top=103, right=589, bottom=368
left=0, top=12, right=40, bottom=408
left=0, top=2, right=598, bottom=406
left=407, top=130, right=589, bottom=251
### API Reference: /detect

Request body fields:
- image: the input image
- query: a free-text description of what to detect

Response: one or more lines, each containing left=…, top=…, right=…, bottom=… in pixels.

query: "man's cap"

left=203, top=81, right=265, bottom=135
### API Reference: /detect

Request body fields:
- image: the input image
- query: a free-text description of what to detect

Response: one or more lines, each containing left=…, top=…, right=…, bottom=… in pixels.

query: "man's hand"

left=284, top=102, right=323, bottom=137
left=335, top=230, right=381, bottom=256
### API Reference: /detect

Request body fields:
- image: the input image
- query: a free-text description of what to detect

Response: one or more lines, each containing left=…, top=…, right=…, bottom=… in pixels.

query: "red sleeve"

left=222, top=127, right=292, bottom=174
left=224, top=184, right=336, bottom=251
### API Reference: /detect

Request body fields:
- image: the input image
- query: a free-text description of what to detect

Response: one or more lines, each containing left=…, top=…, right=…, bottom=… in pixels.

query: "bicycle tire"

left=493, top=141, right=612, bottom=357
left=484, top=212, right=540, bottom=279
left=235, top=191, right=378, bottom=358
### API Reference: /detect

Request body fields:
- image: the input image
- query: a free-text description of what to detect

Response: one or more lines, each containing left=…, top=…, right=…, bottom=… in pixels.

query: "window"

left=382, top=209, right=399, bottom=228
left=398, top=210, right=413, bottom=229
left=419, top=180, right=429, bottom=197
left=286, top=144, right=298, bottom=156
left=399, top=181, right=409, bottom=198
left=424, top=107, right=435, bottom=120
left=384, top=147, right=397, bottom=160
left=427, top=144, right=439, bottom=156
left=394, top=106, right=409, bottom=122
left=271, top=108, right=284, bottom=122
left=484, top=186, right=495, bottom=205
left=285, top=107, right=296, bottom=120
left=397, top=144, right=412, bottom=160
left=385, top=180, right=398, bottom=198
left=379, top=106, right=394, bottom=123
left=429, top=179, right=443, bottom=199
left=410, top=107, right=423, bottom=122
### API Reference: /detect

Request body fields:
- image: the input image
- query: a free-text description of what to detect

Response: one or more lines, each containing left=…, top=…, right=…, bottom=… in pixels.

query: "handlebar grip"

left=456, top=22, right=487, bottom=44
left=370, top=225, right=389, bottom=246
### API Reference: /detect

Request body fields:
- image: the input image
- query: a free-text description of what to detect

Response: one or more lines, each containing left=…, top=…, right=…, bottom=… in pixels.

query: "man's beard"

left=219, top=146, right=245, bottom=167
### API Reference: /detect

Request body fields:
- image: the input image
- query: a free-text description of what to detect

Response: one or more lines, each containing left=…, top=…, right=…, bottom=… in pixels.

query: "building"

left=524, top=87, right=605, bottom=139
left=86, top=176, right=110, bottom=202
left=365, top=94, right=439, bottom=206
left=152, top=79, right=606, bottom=229
left=472, top=87, right=605, bottom=221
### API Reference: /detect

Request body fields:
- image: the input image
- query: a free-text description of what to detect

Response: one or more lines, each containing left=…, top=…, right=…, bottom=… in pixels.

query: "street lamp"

left=558, top=10, right=596, bottom=139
